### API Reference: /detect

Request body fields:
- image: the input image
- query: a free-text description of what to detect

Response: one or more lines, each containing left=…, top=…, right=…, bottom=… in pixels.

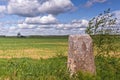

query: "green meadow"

left=0, top=36, right=120, bottom=80
left=0, top=36, right=68, bottom=59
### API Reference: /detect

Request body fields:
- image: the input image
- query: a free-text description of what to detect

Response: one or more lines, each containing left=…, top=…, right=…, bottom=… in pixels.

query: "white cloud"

left=71, top=19, right=88, bottom=27
left=0, top=22, right=8, bottom=35
left=25, top=14, right=58, bottom=24
left=112, top=10, right=120, bottom=33
left=24, top=19, right=88, bottom=31
left=85, top=0, right=107, bottom=7
left=7, top=0, right=40, bottom=17
left=38, top=0, right=74, bottom=15
left=6, top=19, right=88, bottom=36
left=94, top=0, right=106, bottom=3
left=56, top=19, right=88, bottom=30
left=18, top=23, right=36, bottom=29
left=0, top=18, right=90, bottom=36
left=9, top=26, right=16, bottom=30
left=7, top=0, right=74, bottom=17
left=113, top=10, right=120, bottom=21
left=0, top=6, right=6, bottom=13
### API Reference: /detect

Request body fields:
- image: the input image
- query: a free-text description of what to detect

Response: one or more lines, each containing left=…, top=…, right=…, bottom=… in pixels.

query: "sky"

left=0, top=0, right=120, bottom=36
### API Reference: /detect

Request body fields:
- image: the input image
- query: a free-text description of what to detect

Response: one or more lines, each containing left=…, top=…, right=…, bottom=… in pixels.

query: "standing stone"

left=68, top=34, right=96, bottom=75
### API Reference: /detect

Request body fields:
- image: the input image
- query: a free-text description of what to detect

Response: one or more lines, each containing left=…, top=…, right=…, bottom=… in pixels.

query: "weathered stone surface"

left=68, top=34, right=96, bottom=75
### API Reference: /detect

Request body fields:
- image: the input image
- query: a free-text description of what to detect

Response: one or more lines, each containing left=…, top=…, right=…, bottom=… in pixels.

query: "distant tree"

left=17, top=32, right=21, bottom=37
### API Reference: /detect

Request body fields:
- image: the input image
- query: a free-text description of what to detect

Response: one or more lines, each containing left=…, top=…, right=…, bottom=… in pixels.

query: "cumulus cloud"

left=1, top=19, right=87, bottom=36
left=25, top=14, right=58, bottom=24
left=38, top=0, right=74, bottom=15
left=18, top=23, right=36, bottom=29
left=113, top=10, right=120, bottom=21
left=7, top=0, right=74, bottom=17
left=9, top=26, right=17, bottom=30
left=85, top=0, right=107, bottom=7
left=112, top=10, right=120, bottom=33
left=55, top=19, right=88, bottom=30
left=71, top=19, right=88, bottom=27
left=7, top=0, right=40, bottom=17
left=17, top=19, right=88, bottom=35
left=0, top=18, right=89, bottom=36
left=0, top=6, right=6, bottom=13
left=0, top=22, right=9, bottom=35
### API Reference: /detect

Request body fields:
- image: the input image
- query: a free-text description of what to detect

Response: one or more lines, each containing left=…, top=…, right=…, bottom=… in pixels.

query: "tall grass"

left=0, top=56, right=120, bottom=80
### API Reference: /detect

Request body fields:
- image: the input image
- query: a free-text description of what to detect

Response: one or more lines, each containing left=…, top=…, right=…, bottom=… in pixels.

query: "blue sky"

left=57, top=0, right=120, bottom=22
left=0, top=0, right=120, bottom=36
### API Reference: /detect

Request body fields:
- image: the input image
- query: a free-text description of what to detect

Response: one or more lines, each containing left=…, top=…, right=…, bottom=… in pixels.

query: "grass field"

left=0, top=36, right=120, bottom=80
left=0, top=37, right=68, bottom=59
